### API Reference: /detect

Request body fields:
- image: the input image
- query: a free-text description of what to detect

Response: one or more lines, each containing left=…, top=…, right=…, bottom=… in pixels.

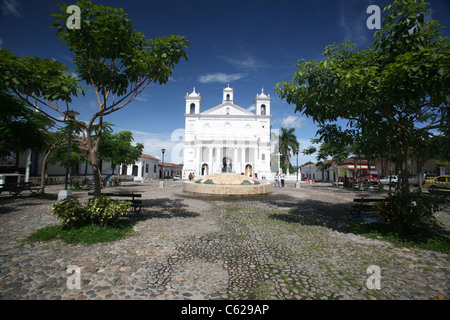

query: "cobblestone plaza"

left=0, top=181, right=448, bottom=300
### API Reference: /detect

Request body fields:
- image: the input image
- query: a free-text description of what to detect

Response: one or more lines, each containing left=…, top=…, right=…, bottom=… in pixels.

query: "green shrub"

left=377, top=190, right=443, bottom=235
left=51, top=196, right=131, bottom=228
left=51, top=198, right=87, bottom=227
left=85, top=196, right=131, bottom=227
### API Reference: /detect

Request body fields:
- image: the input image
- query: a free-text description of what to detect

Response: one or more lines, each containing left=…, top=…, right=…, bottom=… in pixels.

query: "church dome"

left=256, top=88, right=270, bottom=99
left=187, top=87, right=201, bottom=97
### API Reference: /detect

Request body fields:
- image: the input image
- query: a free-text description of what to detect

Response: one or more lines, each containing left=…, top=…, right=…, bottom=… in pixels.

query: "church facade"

left=182, top=85, right=272, bottom=180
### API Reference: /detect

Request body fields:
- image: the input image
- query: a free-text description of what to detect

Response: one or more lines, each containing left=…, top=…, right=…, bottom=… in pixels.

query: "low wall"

left=183, top=181, right=270, bottom=195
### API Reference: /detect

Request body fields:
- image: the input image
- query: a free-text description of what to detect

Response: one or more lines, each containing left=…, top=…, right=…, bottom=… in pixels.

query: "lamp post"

left=160, top=148, right=166, bottom=188
left=58, top=110, right=79, bottom=200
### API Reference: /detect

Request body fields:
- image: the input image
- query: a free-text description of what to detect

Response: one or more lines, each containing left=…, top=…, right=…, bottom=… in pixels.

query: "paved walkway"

left=0, top=181, right=448, bottom=300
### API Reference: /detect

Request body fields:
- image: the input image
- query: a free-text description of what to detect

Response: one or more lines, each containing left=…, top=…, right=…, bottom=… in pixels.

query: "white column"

left=233, top=148, right=240, bottom=174
left=208, top=147, right=213, bottom=175
left=216, top=147, right=221, bottom=173
left=254, top=148, right=258, bottom=175
left=241, top=147, right=246, bottom=174
left=195, top=146, right=200, bottom=175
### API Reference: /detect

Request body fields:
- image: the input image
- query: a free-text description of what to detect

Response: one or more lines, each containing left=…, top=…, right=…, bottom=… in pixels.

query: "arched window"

left=261, top=104, right=266, bottom=115
left=190, top=103, right=195, bottom=114
left=226, top=94, right=230, bottom=101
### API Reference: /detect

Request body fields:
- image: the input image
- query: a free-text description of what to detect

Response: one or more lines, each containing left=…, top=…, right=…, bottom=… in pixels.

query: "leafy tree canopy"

left=276, top=0, right=449, bottom=192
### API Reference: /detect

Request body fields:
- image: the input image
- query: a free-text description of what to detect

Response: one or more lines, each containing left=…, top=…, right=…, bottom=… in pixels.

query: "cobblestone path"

left=0, top=181, right=448, bottom=300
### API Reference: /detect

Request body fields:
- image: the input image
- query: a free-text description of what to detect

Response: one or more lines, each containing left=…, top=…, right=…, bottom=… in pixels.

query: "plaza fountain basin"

left=183, top=173, right=270, bottom=195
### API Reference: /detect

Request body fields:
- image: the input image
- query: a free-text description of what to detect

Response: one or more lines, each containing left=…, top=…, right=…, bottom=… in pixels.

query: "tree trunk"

left=86, top=126, right=102, bottom=197
left=90, top=145, right=102, bottom=197
left=398, top=135, right=410, bottom=194
left=39, top=138, right=67, bottom=195
left=39, top=149, right=52, bottom=195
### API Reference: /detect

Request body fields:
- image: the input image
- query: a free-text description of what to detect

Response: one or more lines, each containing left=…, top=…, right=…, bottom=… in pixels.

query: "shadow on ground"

left=267, top=199, right=355, bottom=233
left=0, top=193, right=58, bottom=215
left=180, top=191, right=356, bottom=233
left=136, top=198, right=200, bottom=221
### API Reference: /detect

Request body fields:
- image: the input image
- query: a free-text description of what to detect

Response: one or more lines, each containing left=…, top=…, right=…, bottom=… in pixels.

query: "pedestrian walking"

left=281, top=172, right=285, bottom=187
left=274, top=173, right=280, bottom=187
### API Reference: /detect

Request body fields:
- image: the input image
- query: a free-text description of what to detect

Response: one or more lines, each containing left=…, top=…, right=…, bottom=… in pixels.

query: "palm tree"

left=279, top=127, right=299, bottom=173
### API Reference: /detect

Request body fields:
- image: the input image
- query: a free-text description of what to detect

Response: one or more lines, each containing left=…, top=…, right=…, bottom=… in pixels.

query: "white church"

left=182, top=85, right=272, bottom=180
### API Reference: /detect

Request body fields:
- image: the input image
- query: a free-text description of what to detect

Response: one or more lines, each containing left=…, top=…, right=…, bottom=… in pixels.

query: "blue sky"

left=1, top=0, right=450, bottom=164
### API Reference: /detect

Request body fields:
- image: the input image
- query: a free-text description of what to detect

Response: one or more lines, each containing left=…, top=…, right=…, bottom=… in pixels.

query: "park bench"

left=352, top=196, right=385, bottom=221
left=88, top=191, right=143, bottom=217
left=0, top=182, right=40, bottom=196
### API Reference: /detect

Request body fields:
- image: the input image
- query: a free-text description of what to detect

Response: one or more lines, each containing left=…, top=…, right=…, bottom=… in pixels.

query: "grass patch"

left=24, top=219, right=134, bottom=245
left=252, top=281, right=273, bottom=300
left=224, top=206, right=242, bottom=217
left=348, top=221, right=450, bottom=255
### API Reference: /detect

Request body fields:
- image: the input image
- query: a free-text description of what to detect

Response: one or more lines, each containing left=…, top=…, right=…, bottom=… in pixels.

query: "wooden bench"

left=0, top=182, right=40, bottom=196
left=88, top=192, right=143, bottom=216
left=352, top=196, right=385, bottom=221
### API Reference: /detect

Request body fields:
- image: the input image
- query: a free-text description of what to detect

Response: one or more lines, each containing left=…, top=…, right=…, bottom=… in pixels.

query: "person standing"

left=274, top=173, right=280, bottom=187
left=281, top=172, right=286, bottom=187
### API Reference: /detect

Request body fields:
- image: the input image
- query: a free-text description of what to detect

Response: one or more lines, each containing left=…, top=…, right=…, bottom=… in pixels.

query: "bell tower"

left=185, top=87, right=202, bottom=114
left=254, top=88, right=271, bottom=115
left=222, top=84, right=234, bottom=103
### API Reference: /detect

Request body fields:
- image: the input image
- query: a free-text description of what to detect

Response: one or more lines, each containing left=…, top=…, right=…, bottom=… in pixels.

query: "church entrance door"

left=245, top=164, right=252, bottom=177
left=222, top=157, right=232, bottom=173
left=202, top=163, right=209, bottom=176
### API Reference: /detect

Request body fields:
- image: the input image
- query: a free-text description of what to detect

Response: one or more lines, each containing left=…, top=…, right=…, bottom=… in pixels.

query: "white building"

left=182, top=85, right=272, bottom=180
left=119, top=154, right=183, bottom=182
left=119, top=154, right=160, bottom=181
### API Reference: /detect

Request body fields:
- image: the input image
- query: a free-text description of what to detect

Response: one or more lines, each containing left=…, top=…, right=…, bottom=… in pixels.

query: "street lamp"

left=160, top=148, right=166, bottom=188
left=58, top=109, right=79, bottom=200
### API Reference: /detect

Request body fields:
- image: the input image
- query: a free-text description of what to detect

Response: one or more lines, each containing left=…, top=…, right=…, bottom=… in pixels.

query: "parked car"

left=355, top=173, right=379, bottom=183
left=409, top=173, right=437, bottom=185
left=380, top=175, right=398, bottom=185
left=423, top=175, right=450, bottom=190
left=173, top=175, right=182, bottom=181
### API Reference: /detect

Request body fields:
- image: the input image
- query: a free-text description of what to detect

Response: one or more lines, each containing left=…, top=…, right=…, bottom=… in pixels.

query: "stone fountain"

left=183, top=173, right=270, bottom=196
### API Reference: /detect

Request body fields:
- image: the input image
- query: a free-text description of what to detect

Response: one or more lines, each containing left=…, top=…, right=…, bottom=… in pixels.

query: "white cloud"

left=198, top=72, right=247, bottom=84
left=339, top=1, right=372, bottom=46
left=247, top=104, right=255, bottom=112
left=121, top=128, right=186, bottom=164
left=218, top=55, right=263, bottom=70
left=279, top=115, right=305, bottom=129
left=134, top=94, right=148, bottom=102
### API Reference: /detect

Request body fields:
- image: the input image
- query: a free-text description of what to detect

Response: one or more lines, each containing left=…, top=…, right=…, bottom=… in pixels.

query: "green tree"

left=0, top=1, right=189, bottom=196
left=98, top=130, right=144, bottom=175
left=279, top=127, right=299, bottom=173
left=0, top=88, right=54, bottom=169
left=50, top=1, right=189, bottom=195
left=276, top=0, right=449, bottom=234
